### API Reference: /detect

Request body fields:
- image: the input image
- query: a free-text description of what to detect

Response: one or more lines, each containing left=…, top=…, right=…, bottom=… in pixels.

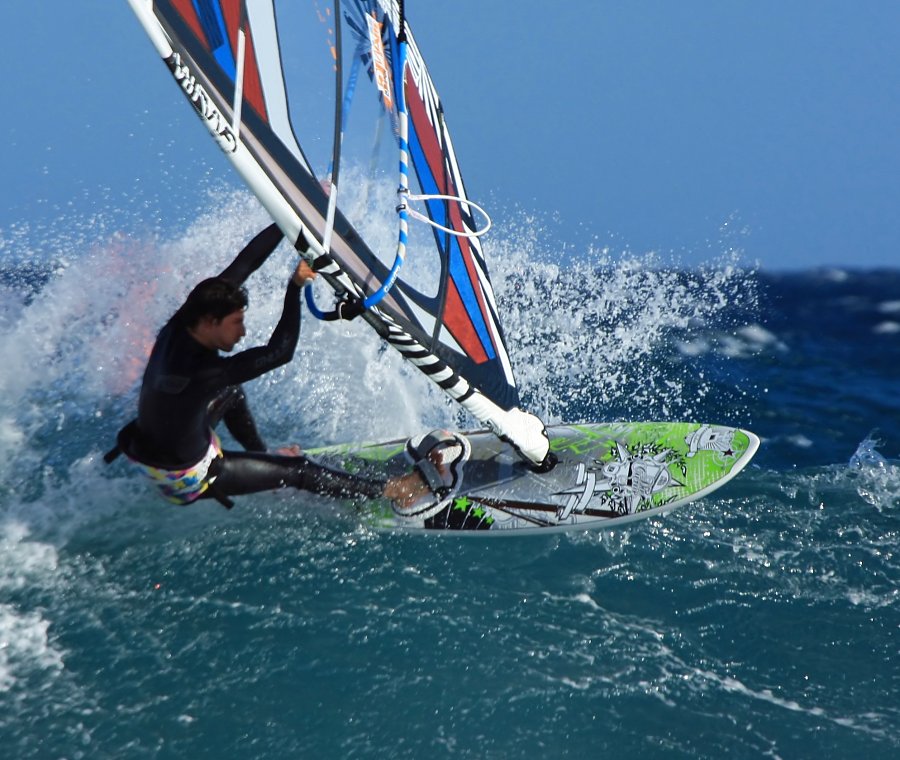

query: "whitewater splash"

left=0, top=186, right=758, bottom=506
left=848, top=433, right=900, bottom=511
left=491, top=232, right=757, bottom=422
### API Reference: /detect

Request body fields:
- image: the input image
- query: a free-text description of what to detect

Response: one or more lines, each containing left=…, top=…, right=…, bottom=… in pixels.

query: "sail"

left=127, top=0, right=551, bottom=466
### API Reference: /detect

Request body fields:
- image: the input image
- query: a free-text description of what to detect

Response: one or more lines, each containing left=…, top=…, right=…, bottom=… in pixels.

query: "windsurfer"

left=107, top=223, right=437, bottom=509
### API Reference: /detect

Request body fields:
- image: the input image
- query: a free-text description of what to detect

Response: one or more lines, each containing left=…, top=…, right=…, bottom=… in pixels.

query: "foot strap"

left=393, top=430, right=471, bottom=521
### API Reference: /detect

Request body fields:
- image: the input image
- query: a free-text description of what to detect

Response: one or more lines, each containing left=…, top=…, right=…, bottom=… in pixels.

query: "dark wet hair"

left=174, top=277, right=248, bottom=328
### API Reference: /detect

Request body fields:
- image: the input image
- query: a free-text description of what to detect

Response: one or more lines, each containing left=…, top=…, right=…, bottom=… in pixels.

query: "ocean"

left=1, top=192, right=898, bottom=759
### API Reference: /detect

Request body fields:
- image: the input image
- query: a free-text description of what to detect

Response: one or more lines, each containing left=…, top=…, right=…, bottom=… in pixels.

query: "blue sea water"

left=1, top=195, right=899, bottom=759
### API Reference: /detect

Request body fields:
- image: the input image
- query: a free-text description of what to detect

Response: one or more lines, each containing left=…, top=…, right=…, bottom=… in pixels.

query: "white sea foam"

left=872, top=320, right=900, bottom=335
left=676, top=320, right=786, bottom=360
left=0, top=605, right=64, bottom=693
left=876, top=299, right=900, bottom=314
left=0, top=520, right=64, bottom=693
left=821, top=268, right=850, bottom=283
left=0, top=520, right=58, bottom=591
left=688, top=667, right=893, bottom=742
left=737, top=324, right=783, bottom=348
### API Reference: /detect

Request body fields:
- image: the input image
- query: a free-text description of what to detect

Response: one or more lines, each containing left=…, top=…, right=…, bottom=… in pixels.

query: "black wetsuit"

left=129, top=224, right=384, bottom=503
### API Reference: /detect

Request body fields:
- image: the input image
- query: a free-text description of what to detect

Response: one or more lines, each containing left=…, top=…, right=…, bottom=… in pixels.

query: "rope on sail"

left=405, top=193, right=493, bottom=237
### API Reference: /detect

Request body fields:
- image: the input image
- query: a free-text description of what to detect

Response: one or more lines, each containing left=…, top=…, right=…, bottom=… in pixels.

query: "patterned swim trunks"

left=128, top=433, right=223, bottom=505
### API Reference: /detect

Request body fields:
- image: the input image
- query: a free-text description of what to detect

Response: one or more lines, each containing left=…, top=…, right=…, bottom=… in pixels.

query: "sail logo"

left=366, top=14, right=394, bottom=111
left=166, top=53, right=237, bottom=154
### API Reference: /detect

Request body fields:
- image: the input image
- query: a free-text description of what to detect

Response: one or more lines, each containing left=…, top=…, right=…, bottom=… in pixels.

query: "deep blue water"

left=1, top=203, right=899, bottom=758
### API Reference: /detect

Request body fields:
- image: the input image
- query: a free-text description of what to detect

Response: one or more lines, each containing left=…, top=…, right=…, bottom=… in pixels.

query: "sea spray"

left=848, top=433, right=900, bottom=511
left=488, top=218, right=758, bottom=423
left=0, top=185, right=760, bottom=509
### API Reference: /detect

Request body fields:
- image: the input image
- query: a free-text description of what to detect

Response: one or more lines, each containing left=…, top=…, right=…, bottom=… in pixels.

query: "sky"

left=2, top=1, right=899, bottom=271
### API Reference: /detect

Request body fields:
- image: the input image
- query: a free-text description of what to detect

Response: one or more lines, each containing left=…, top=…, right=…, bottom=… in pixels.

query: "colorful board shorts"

left=128, top=434, right=223, bottom=505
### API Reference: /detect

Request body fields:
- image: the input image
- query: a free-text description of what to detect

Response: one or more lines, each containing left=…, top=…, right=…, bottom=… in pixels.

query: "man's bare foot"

left=384, top=471, right=431, bottom=508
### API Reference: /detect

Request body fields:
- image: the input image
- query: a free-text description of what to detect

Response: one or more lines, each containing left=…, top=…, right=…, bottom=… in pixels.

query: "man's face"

left=209, top=308, right=246, bottom=352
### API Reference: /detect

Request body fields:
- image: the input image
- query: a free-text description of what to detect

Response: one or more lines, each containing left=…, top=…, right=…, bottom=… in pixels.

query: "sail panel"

left=374, top=4, right=516, bottom=395
left=129, top=0, right=532, bottom=420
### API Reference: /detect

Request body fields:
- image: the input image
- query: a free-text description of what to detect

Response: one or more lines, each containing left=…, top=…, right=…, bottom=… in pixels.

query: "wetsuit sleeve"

left=212, top=280, right=303, bottom=387
left=218, top=223, right=285, bottom=286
